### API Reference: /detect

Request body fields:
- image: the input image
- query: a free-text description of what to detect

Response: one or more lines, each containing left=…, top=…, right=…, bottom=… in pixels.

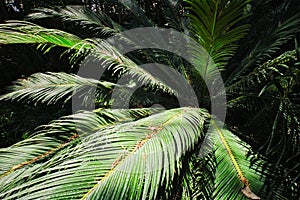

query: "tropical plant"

left=0, top=0, right=299, bottom=199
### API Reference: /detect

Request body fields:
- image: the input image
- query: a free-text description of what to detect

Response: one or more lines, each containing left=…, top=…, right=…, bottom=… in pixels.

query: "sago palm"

left=0, top=0, right=299, bottom=199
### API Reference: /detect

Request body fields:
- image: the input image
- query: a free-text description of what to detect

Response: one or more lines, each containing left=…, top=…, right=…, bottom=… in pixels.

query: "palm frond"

left=227, top=49, right=297, bottom=94
left=27, top=6, right=121, bottom=38
left=0, top=72, right=115, bottom=105
left=0, top=107, right=208, bottom=199
left=209, top=119, right=299, bottom=199
left=185, top=0, right=250, bottom=71
left=210, top=121, right=264, bottom=200
left=178, top=121, right=288, bottom=199
left=0, top=21, right=88, bottom=49
left=0, top=108, right=159, bottom=177
left=184, top=0, right=250, bottom=102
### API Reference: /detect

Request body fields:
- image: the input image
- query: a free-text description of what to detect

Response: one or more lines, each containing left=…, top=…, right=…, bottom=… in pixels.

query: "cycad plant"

left=0, top=0, right=299, bottom=199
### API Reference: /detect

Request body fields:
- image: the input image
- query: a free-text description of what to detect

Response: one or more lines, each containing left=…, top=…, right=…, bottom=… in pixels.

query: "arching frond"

left=170, top=120, right=297, bottom=200
left=207, top=120, right=299, bottom=199
left=0, top=108, right=159, bottom=177
left=0, top=72, right=115, bottom=105
left=27, top=6, right=121, bottom=38
left=0, top=107, right=208, bottom=199
left=0, top=21, right=88, bottom=49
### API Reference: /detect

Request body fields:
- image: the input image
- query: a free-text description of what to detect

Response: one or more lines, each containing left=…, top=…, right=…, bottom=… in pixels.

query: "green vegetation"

left=0, top=0, right=299, bottom=199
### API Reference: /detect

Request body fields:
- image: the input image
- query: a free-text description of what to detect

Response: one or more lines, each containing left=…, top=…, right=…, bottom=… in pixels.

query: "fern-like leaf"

left=0, top=72, right=115, bottom=105
left=0, top=108, right=208, bottom=199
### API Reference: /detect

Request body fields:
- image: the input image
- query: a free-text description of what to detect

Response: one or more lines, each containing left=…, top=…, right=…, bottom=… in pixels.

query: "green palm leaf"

left=0, top=21, right=87, bottom=49
left=210, top=122, right=263, bottom=199
left=185, top=0, right=250, bottom=72
left=27, top=6, right=121, bottom=38
left=184, top=0, right=250, bottom=101
left=0, top=72, right=115, bottom=105
left=174, top=121, right=273, bottom=199
left=0, top=108, right=208, bottom=199
left=0, top=108, right=158, bottom=177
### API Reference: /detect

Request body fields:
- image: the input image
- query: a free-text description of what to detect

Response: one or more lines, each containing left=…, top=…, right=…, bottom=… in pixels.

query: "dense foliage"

left=0, top=0, right=299, bottom=199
